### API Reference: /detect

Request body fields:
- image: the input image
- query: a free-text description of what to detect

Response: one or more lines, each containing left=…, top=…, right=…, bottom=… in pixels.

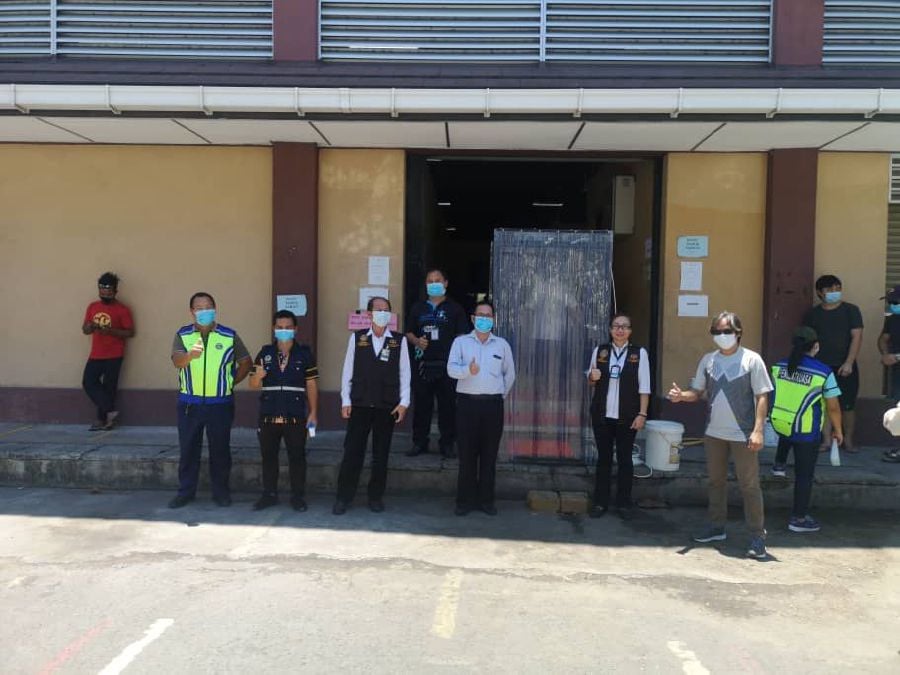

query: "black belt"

left=261, top=416, right=304, bottom=425
left=458, top=393, right=502, bottom=400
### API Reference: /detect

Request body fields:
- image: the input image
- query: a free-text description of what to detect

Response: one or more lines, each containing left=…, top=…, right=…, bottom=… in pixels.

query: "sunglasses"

left=710, top=329, right=736, bottom=336
left=98, top=284, right=116, bottom=290
left=611, top=324, right=631, bottom=330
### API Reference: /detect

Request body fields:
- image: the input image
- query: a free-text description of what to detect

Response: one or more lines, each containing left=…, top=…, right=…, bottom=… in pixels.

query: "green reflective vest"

left=177, top=324, right=237, bottom=404
left=769, top=356, right=832, bottom=441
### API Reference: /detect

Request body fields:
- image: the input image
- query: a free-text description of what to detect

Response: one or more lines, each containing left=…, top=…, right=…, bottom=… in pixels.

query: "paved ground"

left=1, top=488, right=898, bottom=674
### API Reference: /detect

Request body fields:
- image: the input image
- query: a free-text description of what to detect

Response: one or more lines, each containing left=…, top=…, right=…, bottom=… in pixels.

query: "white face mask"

left=371, top=310, right=391, bottom=328
left=713, top=333, right=738, bottom=351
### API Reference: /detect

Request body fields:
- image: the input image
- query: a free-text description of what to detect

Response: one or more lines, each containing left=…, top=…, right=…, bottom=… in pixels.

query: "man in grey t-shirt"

left=668, top=311, right=773, bottom=559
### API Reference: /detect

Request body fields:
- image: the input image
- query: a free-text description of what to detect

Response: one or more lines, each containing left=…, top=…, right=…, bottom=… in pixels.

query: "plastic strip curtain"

left=491, top=229, right=613, bottom=463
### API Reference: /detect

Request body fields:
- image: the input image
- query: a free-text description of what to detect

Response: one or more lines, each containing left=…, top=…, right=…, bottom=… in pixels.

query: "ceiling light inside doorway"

left=438, top=202, right=452, bottom=206
left=532, top=202, right=564, bottom=207
left=445, top=227, right=457, bottom=232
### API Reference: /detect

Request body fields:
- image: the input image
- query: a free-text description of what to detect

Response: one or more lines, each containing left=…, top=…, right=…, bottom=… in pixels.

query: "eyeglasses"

left=98, top=284, right=115, bottom=290
left=611, top=324, right=631, bottom=330
left=710, top=329, right=736, bottom=336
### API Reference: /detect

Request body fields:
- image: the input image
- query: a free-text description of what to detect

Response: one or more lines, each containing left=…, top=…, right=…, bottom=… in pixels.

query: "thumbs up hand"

left=667, top=382, right=683, bottom=403
left=251, top=363, right=265, bottom=379
left=589, top=368, right=602, bottom=382
left=469, top=357, right=480, bottom=375
left=189, top=338, right=204, bottom=360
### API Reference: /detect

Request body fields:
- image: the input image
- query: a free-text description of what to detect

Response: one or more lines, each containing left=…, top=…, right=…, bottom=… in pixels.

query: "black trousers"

left=455, top=394, right=504, bottom=509
left=775, top=437, right=820, bottom=517
left=591, top=415, right=635, bottom=508
left=176, top=402, right=233, bottom=501
left=257, top=422, right=307, bottom=497
left=82, top=357, right=123, bottom=421
left=412, top=370, right=456, bottom=450
left=336, top=406, right=395, bottom=503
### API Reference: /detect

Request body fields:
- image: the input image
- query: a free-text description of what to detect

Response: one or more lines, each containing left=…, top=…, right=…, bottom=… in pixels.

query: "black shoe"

left=332, top=500, right=348, bottom=515
left=454, top=505, right=471, bottom=516
left=168, top=495, right=193, bottom=509
left=406, top=444, right=428, bottom=457
left=480, top=504, right=498, bottom=516
left=213, top=495, right=232, bottom=507
left=290, top=496, right=307, bottom=512
left=368, top=499, right=385, bottom=513
left=589, top=505, right=608, bottom=518
left=252, top=493, right=279, bottom=511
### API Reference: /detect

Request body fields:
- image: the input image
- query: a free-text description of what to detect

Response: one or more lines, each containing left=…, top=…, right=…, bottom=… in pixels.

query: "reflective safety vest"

left=178, top=324, right=237, bottom=404
left=769, top=356, right=832, bottom=441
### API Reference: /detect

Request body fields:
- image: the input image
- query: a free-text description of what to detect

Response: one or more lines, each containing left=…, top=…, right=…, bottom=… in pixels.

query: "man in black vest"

left=248, top=309, right=319, bottom=512
left=334, top=296, right=411, bottom=515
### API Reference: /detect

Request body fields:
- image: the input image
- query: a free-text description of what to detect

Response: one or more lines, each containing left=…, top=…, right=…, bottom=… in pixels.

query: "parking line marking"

left=98, top=618, right=174, bottom=675
left=667, top=640, right=710, bottom=675
left=431, top=569, right=464, bottom=640
left=0, top=424, right=32, bottom=440
left=38, top=619, right=111, bottom=675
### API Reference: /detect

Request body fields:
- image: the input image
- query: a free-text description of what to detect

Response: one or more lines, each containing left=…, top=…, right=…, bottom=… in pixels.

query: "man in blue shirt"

left=447, top=300, right=515, bottom=516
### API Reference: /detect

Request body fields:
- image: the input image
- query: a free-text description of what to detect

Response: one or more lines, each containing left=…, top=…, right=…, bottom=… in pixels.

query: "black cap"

left=884, top=285, right=900, bottom=303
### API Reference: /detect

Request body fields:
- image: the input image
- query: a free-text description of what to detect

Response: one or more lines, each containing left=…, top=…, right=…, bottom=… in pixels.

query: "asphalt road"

left=1, top=487, right=898, bottom=674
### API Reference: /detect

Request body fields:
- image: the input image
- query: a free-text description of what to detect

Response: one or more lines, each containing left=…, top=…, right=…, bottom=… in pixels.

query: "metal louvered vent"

left=319, top=0, right=542, bottom=61
left=891, top=155, right=900, bottom=204
left=320, top=0, right=772, bottom=62
left=544, top=0, right=772, bottom=62
left=0, top=2, right=52, bottom=56
left=55, top=0, right=272, bottom=59
left=824, top=1, right=900, bottom=64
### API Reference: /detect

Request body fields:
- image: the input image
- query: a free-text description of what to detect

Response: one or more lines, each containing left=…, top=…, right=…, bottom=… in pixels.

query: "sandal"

left=882, top=449, right=900, bottom=463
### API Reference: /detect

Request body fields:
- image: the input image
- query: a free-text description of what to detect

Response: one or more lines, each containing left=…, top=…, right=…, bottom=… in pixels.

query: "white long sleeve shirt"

left=447, top=331, right=516, bottom=397
left=340, top=329, right=411, bottom=407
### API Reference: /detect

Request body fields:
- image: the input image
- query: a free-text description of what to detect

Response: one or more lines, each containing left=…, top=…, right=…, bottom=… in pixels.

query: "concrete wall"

left=660, top=153, right=768, bottom=389
left=317, top=149, right=406, bottom=391
left=815, top=153, right=890, bottom=398
left=0, top=145, right=273, bottom=391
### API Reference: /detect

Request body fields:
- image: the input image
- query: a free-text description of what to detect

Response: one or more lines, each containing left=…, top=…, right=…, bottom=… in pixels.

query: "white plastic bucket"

left=644, top=420, right=684, bottom=471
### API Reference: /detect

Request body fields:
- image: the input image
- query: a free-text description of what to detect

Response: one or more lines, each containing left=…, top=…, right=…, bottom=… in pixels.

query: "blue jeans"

left=177, top=402, right=234, bottom=500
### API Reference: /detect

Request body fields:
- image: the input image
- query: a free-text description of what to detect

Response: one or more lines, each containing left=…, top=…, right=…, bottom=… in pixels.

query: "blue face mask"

left=274, top=328, right=295, bottom=342
left=891, top=304, right=900, bottom=315
left=474, top=316, right=494, bottom=333
left=823, top=291, right=842, bottom=304
left=195, top=308, right=216, bottom=326
left=426, top=282, right=445, bottom=297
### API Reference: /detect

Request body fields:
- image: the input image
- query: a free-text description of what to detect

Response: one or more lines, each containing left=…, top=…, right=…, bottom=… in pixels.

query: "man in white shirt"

left=447, top=300, right=516, bottom=516
left=334, top=297, right=411, bottom=515
left=668, top=311, right=773, bottom=559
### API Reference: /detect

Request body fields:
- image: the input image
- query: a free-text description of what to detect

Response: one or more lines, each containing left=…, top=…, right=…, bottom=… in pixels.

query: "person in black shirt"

left=248, top=310, right=319, bottom=512
left=803, top=274, right=863, bottom=452
left=405, top=269, right=471, bottom=457
left=878, top=285, right=900, bottom=462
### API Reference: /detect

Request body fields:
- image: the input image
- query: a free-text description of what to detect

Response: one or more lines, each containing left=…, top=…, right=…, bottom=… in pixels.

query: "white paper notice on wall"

left=368, top=256, right=390, bottom=285
left=680, top=261, right=703, bottom=291
left=276, top=294, right=308, bottom=316
left=359, top=287, right=389, bottom=310
left=678, top=295, right=709, bottom=318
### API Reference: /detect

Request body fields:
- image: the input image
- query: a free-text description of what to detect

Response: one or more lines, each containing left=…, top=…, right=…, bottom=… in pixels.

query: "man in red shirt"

left=82, top=272, right=135, bottom=430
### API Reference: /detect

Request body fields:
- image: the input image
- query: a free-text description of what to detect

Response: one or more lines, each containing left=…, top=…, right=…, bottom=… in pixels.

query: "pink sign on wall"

left=347, top=312, right=399, bottom=331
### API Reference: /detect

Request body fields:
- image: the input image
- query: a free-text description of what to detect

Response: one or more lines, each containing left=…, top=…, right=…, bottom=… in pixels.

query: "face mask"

left=474, top=316, right=494, bottom=333
left=426, top=282, right=445, bottom=297
left=823, top=291, right=842, bottom=304
left=371, top=310, right=391, bottom=328
left=99, top=296, right=113, bottom=304
left=891, top=303, right=900, bottom=315
left=274, top=328, right=295, bottom=342
left=713, top=333, right=738, bottom=350
left=194, top=308, right=216, bottom=327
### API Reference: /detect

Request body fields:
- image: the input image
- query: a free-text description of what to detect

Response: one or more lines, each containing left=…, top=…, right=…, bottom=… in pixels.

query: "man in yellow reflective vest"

left=168, top=292, right=252, bottom=508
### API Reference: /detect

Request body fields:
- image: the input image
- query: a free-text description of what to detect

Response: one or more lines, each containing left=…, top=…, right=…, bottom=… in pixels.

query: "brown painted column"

left=772, top=0, right=824, bottom=66
left=273, top=0, right=318, bottom=61
left=273, top=143, right=318, bottom=351
left=762, top=149, right=818, bottom=365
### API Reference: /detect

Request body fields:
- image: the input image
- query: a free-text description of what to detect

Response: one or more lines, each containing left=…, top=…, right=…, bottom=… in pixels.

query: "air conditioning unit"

left=613, top=175, right=635, bottom=235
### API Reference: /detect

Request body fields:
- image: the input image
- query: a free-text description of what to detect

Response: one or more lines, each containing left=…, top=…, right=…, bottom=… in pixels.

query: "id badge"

left=380, top=348, right=390, bottom=362
left=430, top=328, right=439, bottom=341
left=610, top=365, right=621, bottom=380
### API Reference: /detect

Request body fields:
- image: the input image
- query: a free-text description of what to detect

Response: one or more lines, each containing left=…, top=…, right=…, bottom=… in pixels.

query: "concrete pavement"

left=0, top=487, right=898, bottom=673
left=1, top=423, right=899, bottom=510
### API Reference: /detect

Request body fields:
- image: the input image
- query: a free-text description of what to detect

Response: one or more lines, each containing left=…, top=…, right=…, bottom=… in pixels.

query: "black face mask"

left=99, top=295, right=114, bottom=304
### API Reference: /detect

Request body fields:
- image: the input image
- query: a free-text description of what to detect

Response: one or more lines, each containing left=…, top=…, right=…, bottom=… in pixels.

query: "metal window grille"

left=320, top=0, right=772, bottom=62
left=824, top=0, right=900, bottom=65
left=0, top=2, right=52, bottom=56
